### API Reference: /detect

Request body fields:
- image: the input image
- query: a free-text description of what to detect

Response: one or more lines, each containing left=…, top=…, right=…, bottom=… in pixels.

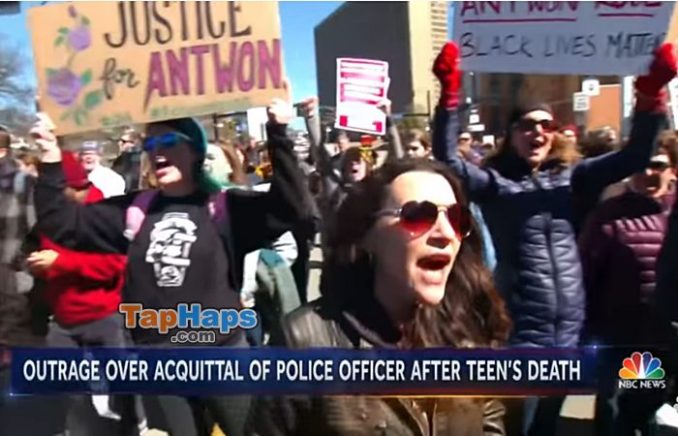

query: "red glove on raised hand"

left=635, top=43, right=678, bottom=112
left=433, top=42, right=462, bottom=109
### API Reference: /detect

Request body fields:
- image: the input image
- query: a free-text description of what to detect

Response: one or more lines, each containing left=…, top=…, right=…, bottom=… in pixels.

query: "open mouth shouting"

left=416, top=253, right=452, bottom=285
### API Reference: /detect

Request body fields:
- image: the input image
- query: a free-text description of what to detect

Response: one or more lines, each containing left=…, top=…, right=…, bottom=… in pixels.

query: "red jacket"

left=579, top=188, right=676, bottom=344
left=41, top=186, right=126, bottom=326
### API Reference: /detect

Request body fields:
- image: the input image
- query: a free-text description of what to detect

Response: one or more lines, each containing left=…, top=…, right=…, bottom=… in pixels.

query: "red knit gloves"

left=635, top=43, right=678, bottom=113
left=433, top=42, right=462, bottom=109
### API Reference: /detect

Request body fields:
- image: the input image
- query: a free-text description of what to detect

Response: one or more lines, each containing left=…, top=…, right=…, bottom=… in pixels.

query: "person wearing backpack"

left=30, top=99, right=309, bottom=436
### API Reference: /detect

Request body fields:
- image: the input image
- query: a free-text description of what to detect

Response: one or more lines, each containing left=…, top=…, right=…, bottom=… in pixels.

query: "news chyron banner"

left=10, top=348, right=602, bottom=396
left=453, top=1, right=677, bottom=75
left=27, top=1, right=285, bottom=135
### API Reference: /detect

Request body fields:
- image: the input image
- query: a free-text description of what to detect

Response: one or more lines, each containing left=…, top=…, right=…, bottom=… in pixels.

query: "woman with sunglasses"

left=31, top=100, right=309, bottom=436
left=431, top=42, right=676, bottom=436
left=249, top=158, right=511, bottom=435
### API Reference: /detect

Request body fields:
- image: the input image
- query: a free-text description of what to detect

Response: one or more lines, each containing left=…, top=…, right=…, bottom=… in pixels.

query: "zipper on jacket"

left=531, top=173, right=562, bottom=345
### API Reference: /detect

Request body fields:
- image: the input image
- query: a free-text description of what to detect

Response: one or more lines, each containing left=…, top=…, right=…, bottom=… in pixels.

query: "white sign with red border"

left=335, top=58, right=390, bottom=135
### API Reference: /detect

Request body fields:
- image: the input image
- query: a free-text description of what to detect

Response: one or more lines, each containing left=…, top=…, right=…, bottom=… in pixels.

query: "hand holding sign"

left=30, top=112, right=61, bottom=162
left=376, top=98, right=392, bottom=116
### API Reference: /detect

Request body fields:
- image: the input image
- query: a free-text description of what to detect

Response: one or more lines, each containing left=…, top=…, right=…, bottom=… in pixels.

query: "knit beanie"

left=61, top=151, right=89, bottom=189
left=156, top=117, right=221, bottom=193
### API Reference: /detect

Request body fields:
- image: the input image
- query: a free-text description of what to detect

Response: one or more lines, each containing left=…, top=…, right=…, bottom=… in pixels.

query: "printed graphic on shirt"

left=145, top=213, right=197, bottom=287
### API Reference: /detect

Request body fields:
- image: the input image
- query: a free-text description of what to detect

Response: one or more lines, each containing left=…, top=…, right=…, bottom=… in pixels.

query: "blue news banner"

left=10, top=347, right=597, bottom=396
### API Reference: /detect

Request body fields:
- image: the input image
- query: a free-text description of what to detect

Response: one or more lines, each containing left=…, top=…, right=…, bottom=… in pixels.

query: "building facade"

left=314, top=2, right=449, bottom=115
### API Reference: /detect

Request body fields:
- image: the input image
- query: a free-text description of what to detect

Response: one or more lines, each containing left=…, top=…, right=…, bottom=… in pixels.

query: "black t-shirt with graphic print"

left=123, top=192, right=236, bottom=345
left=34, top=123, right=308, bottom=346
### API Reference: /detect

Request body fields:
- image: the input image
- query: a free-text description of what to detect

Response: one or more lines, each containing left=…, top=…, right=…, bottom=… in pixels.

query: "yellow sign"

left=28, top=1, right=285, bottom=135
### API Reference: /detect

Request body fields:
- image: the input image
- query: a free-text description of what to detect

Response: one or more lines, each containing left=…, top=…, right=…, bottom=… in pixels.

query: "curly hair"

left=321, top=158, right=511, bottom=349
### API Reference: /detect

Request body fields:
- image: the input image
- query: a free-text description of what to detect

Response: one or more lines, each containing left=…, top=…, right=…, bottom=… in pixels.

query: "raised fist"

left=267, top=98, right=295, bottom=126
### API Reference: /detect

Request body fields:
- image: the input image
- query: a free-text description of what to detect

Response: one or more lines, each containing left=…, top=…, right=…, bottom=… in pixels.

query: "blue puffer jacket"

left=433, top=108, right=664, bottom=347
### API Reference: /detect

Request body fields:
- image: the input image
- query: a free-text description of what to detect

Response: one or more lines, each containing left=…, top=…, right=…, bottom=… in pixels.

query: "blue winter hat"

left=160, top=117, right=207, bottom=157
left=153, top=117, right=222, bottom=193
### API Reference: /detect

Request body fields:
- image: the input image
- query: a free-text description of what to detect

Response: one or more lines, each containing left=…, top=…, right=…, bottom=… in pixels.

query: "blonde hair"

left=139, top=152, right=157, bottom=189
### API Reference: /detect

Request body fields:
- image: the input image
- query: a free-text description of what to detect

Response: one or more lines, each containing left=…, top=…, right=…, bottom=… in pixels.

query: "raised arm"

left=432, top=43, right=500, bottom=201
left=299, top=97, right=344, bottom=220
left=572, top=44, right=676, bottom=194
left=32, top=122, right=130, bottom=254
left=228, top=100, right=311, bottom=256
left=377, top=99, right=405, bottom=160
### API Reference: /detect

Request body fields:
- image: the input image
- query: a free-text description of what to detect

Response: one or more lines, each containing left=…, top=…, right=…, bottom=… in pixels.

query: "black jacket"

left=248, top=298, right=506, bottom=436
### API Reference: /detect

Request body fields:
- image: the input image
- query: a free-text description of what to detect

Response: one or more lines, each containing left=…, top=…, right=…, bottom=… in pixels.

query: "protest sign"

left=28, top=1, right=285, bottom=135
left=453, top=1, right=676, bottom=75
left=335, top=58, right=389, bottom=136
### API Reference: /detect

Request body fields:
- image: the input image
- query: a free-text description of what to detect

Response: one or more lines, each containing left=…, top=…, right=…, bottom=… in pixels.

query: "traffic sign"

left=582, top=78, right=600, bottom=96
left=468, top=124, right=485, bottom=132
left=573, top=92, right=590, bottom=112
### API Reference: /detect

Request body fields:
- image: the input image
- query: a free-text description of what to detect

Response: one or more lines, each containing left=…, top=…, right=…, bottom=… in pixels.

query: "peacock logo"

left=619, top=352, right=665, bottom=380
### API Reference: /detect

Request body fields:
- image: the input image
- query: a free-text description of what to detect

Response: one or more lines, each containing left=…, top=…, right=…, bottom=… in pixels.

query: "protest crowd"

left=2, top=2, right=678, bottom=436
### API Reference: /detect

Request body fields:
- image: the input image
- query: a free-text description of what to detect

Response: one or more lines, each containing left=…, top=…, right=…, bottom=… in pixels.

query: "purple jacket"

left=579, top=188, right=676, bottom=345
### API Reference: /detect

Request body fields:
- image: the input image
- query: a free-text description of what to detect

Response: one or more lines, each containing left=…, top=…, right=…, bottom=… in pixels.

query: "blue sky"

left=0, top=1, right=342, bottom=104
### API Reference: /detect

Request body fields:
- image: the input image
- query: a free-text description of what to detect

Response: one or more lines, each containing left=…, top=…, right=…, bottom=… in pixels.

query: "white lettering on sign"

left=454, top=1, right=673, bottom=75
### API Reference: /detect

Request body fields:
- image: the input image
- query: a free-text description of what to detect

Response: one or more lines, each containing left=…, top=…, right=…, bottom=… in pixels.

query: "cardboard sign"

left=28, top=1, right=285, bottom=135
left=335, top=58, right=389, bottom=136
left=454, top=1, right=675, bottom=75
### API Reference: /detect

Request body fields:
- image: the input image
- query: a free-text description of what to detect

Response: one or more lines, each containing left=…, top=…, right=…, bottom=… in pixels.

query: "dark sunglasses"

left=648, top=161, right=672, bottom=171
left=376, top=201, right=472, bottom=239
left=142, top=132, right=192, bottom=152
left=515, top=119, right=558, bottom=133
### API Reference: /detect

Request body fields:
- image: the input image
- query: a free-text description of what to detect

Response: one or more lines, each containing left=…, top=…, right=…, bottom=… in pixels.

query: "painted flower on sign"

left=68, top=26, right=91, bottom=52
left=46, top=68, right=82, bottom=106
left=45, top=7, right=102, bottom=126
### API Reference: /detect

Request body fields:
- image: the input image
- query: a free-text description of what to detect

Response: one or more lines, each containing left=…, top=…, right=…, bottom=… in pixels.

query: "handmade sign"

left=28, top=1, right=285, bottom=135
left=335, top=58, right=390, bottom=136
left=453, top=1, right=676, bottom=75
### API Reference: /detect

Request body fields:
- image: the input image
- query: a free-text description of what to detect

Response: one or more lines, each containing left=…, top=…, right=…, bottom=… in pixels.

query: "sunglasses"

left=377, top=201, right=472, bottom=239
left=142, top=132, right=192, bottom=152
left=648, top=161, right=672, bottom=172
left=515, top=119, right=558, bottom=133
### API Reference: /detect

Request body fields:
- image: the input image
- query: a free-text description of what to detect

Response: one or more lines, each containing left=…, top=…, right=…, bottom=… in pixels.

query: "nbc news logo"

left=618, top=351, right=667, bottom=389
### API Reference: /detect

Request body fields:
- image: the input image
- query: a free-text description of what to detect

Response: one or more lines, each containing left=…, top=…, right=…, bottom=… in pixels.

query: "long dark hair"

left=321, top=158, right=511, bottom=348
left=484, top=102, right=581, bottom=178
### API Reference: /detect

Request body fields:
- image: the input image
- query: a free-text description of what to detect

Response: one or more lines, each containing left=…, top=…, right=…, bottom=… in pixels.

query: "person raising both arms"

left=431, top=41, right=677, bottom=436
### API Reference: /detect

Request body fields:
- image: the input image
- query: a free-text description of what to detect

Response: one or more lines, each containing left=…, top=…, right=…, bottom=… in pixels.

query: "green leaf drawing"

left=81, top=16, right=90, bottom=26
left=58, top=27, right=69, bottom=35
left=84, top=90, right=102, bottom=109
left=60, top=110, right=72, bottom=122
left=74, top=108, right=88, bottom=126
left=55, top=36, right=64, bottom=47
left=80, top=70, right=92, bottom=86
left=46, top=68, right=58, bottom=77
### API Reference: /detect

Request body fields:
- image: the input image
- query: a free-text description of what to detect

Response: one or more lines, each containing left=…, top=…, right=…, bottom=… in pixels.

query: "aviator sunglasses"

left=143, top=132, right=193, bottom=152
left=376, top=201, right=472, bottom=239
